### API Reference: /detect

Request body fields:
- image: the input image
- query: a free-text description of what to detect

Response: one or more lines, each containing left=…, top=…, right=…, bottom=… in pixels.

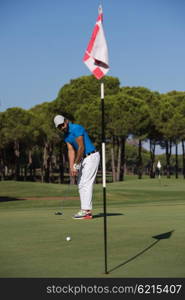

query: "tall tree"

left=105, top=91, right=149, bottom=181
left=0, top=108, right=34, bottom=180
left=54, top=75, right=120, bottom=118
left=152, top=93, right=185, bottom=178
left=121, top=87, right=151, bottom=179
left=31, top=102, right=60, bottom=182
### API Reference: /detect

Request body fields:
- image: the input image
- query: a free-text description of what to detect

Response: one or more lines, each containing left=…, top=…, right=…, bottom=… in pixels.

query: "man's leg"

left=78, top=152, right=100, bottom=211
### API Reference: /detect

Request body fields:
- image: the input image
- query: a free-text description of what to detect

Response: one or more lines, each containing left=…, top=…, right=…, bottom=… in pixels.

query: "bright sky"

left=1, top=0, right=185, bottom=154
left=1, top=0, right=185, bottom=110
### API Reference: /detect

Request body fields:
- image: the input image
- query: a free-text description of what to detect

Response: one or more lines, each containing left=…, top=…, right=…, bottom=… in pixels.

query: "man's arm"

left=66, top=142, right=77, bottom=177
left=74, top=136, right=84, bottom=164
left=67, top=136, right=84, bottom=176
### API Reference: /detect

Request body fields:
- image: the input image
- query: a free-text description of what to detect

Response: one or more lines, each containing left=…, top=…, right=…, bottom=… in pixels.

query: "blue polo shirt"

left=64, top=123, right=95, bottom=155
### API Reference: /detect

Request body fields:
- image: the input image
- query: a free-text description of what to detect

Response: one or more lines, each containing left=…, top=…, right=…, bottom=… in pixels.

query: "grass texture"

left=0, top=176, right=185, bottom=278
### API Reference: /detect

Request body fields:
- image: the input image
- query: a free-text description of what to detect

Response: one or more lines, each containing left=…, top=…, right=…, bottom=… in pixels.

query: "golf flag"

left=83, top=5, right=109, bottom=79
left=83, top=5, right=109, bottom=274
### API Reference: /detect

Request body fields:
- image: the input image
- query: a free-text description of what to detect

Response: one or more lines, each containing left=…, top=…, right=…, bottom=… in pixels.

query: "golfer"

left=54, top=115, right=100, bottom=219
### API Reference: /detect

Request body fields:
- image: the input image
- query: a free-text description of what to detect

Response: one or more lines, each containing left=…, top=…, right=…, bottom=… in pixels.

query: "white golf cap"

left=54, top=115, right=65, bottom=128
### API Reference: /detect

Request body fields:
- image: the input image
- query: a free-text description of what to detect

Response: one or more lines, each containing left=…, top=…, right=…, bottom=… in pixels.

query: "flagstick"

left=101, top=82, right=108, bottom=274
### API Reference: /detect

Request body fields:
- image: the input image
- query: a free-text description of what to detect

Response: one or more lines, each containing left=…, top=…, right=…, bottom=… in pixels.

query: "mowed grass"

left=0, top=176, right=185, bottom=278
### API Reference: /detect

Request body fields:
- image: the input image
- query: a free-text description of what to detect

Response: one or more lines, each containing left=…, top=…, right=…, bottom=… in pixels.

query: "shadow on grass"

left=108, top=230, right=174, bottom=274
left=93, top=213, right=124, bottom=219
left=0, top=196, right=24, bottom=202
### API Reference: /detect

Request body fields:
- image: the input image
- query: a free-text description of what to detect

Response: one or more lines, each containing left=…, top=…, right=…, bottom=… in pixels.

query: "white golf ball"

left=66, top=236, right=71, bottom=241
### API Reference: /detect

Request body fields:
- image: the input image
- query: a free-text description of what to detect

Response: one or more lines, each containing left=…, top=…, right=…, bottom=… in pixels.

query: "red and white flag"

left=83, top=5, right=109, bottom=80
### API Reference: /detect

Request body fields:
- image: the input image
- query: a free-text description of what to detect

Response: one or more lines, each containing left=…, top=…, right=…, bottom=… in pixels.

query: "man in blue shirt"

left=54, top=115, right=100, bottom=219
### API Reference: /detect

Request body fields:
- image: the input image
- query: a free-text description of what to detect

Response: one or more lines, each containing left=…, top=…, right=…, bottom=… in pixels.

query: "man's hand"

left=70, top=163, right=81, bottom=177
left=70, top=166, right=78, bottom=177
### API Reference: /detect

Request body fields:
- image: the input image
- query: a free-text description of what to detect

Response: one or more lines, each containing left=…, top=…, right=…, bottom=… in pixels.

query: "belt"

left=84, top=150, right=97, bottom=158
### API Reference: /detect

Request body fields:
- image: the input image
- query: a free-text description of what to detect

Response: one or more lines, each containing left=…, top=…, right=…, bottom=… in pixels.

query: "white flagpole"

left=101, top=83, right=106, bottom=188
left=101, top=81, right=108, bottom=274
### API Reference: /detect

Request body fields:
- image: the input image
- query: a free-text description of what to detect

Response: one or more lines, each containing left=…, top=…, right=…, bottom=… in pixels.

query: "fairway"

left=0, top=177, right=185, bottom=278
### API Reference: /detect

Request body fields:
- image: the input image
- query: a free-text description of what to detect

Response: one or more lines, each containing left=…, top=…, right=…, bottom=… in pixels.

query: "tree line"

left=0, top=75, right=185, bottom=183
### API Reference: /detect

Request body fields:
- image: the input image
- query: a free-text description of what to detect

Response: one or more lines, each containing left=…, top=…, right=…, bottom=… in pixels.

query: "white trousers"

left=77, top=152, right=100, bottom=210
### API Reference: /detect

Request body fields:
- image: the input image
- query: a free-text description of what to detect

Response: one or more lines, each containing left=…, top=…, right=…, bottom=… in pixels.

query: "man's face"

left=57, top=120, right=68, bottom=133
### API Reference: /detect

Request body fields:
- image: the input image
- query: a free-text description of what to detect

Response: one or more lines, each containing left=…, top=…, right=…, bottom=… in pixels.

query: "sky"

left=1, top=0, right=185, bottom=153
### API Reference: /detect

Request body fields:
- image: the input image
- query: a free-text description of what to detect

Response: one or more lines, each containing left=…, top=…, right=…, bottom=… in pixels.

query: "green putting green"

left=0, top=177, right=185, bottom=278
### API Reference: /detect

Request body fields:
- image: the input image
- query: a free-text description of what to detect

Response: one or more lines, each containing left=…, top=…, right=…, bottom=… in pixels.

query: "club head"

left=55, top=212, right=63, bottom=215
